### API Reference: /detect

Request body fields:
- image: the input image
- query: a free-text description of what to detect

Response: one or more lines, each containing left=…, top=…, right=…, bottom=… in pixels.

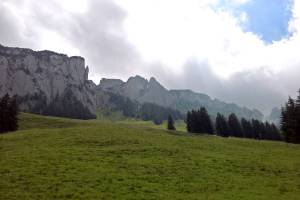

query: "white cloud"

left=116, top=0, right=300, bottom=78
left=0, top=0, right=299, bottom=112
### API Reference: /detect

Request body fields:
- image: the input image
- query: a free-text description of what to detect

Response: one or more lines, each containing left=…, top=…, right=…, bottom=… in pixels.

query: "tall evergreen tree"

left=167, top=115, right=176, bottom=130
left=241, top=118, right=253, bottom=138
left=264, top=122, right=273, bottom=140
left=215, top=113, right=229, bottom=137
left=251, top=119, right=261, bottom=139
left=296, top=89, right=300, bottom=141
left=271, top=123, right=282, bottom=141
left=259, top=122, right=266, bottom=140
left=200, top=107, right=213, bottom=134
left=8, top=95, right=19, bottom=132
left=0, top=94, right=10, bottom=133
left=228, top=113, right=243, bottom=137
left=0, top=94, right=19, bottom=133
left=186, top=111, right=192, bottom=133
left=281, top=96, right=298, bottom=143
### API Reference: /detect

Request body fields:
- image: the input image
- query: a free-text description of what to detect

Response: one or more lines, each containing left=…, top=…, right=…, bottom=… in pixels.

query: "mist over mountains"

left=0, top=44, right=268, bottom=121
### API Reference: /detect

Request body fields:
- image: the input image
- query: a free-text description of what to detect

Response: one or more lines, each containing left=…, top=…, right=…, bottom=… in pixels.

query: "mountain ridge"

left=98, top=75, right=263, bottom=120
left=0, top=44, right=263, bottom=120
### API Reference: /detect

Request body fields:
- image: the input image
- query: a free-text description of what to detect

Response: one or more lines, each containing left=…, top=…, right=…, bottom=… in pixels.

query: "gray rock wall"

left=0, top=44, right=97, bottom=119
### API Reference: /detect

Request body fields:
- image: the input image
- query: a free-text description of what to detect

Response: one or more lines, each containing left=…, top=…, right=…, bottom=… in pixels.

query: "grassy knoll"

left=1, top=113, right=300, bottom=199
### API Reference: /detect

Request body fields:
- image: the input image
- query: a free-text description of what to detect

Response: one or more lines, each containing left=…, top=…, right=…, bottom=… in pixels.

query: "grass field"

left=1, top=113, right=300, bottom=199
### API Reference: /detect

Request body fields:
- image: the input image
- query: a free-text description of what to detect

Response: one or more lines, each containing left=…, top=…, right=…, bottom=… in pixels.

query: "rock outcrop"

left=0, top=44, right=97, bottom=119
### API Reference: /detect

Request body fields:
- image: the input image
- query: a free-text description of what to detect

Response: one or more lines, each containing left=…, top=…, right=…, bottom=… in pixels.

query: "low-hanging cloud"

left=0, top=0, right=299, bottom=114
left=0, top=0, right=143, bottom=79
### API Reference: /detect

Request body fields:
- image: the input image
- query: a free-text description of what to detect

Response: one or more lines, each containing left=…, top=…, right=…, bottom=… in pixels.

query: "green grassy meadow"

left=1, top=113, right=300, bottom=199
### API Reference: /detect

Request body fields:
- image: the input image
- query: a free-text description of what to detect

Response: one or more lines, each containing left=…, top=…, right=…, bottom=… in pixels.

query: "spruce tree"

left=296, top=89, right=300, bottom=142
left=8, top=95, right=19, bottom=131
left=186, top=111, right=192, bottom=132
left=251, top=119, right=261, bottom=139
left=281, top=97, right=298, bottom=143
left=228, top=113, right=243, bottom=137
left=259, top=122, right=266, bottom=140
left=241, top=118, right=253, bottom=138
left=271, top=123, right=282, bottom=141
left=215, top=113, right=229, bottom=137
left=167, top=115, right=176, bottom=130
left=0, top=94, right=10, bottom=133
left=200, top=107, right=213, bottom=134
left=0, top=94, right=19, bottom=133
left=264, top=122, right=273, bottom=140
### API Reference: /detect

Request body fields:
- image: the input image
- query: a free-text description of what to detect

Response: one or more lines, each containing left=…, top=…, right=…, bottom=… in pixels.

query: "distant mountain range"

left=98, top=76, right=263, bottom=120
left=0, top=44, right=263, bottom=120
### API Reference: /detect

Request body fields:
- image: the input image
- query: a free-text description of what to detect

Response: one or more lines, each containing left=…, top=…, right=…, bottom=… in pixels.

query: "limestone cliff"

left=0, top=44, right=96, bottom=119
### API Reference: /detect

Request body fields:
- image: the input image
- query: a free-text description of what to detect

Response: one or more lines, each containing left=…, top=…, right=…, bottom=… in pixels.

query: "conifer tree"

left=167, top=115, right=176, bottom=130
left=187, top=111, right=192, bottom=132
left=296, top=89, right=300, bottom=142
left=271, top=123, right=282, bottom=141
left=251, top=119, right=261, bottom=139
left=0, top=94, right=10, bottom=133
left=200, top=107, right=213, bottom=134
left=228, top=113, right=243, bottom=137
left=259, top=122, right=266, bottom=140
left=241, top=118, right=253, bottom=138
left=281, top=96, right=298, bottom=143
left=0, top=94, right=19, bottom=133
left=264, top=122, right=273, bottom=140
left=8, top=95, right=19, bottom=131
left=215, top=113, right=229, bottom=137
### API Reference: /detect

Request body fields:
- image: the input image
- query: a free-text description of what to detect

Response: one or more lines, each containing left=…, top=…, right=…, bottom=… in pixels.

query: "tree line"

left=186, top=107, right=282, bottom=141
left=281, top=89, right=300, bottom=144
left=0, top=94, right=19, bottom=133
left=108, top=93, right=184, bottom=124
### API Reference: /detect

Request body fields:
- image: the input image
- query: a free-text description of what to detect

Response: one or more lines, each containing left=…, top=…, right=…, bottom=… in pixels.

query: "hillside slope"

left=1, top=113, right=300, bottom=200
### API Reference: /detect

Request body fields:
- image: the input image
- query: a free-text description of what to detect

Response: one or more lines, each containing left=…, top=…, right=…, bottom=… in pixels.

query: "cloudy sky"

left=0, top=0, right=299, bottom=114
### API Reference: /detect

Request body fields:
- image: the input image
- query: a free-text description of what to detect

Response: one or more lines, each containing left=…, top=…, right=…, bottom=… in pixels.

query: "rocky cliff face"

left=0, top=44, right=97, bottom=119
left=99, top=75, right=264, bottom=120
left=0, top=44, right=264, bottom=120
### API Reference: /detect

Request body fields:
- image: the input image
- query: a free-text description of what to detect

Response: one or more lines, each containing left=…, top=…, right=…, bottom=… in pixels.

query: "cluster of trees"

left=281, top=89, right=300, bottom=144
left=186, top=107, right=282, bottom=141
left=108, top=93, right=184, bottom=125
left=108, top=93, right=139, bottom=118
left=0, top=94, right=19, bottom=133
left=44, top=89, right=96, bottom=120
left=186, top=108, right=213, bottom=134
left=139, top=103, right=183, bottom=125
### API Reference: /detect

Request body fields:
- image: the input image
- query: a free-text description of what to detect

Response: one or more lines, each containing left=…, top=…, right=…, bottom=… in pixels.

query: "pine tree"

left=271, top=123, right=282, bottom=141
left=0, top=94, right=10, bottom=133
left=228, top=113, right=243, bottom=137
left=264, top=122, right=273, bottom=140
left=241, top=118, right=253, bottom=138
left=200, top=107, right=213, bottom=134
left=186, top=111, right=192, bottom=132
left=215, top=113, right=229, bottom=137
left=281, top=96, right=298, bottom=143
left=251, top=119, right=261, bottom=139
left=259, top=122, right=266, bottom=140
left=0, top=94, right=19, bottom=133
left=8, top=95, right=19, bottom=131
left=167, top=115, right=176, bottom=130
left=296, top=89, right=300, bottom=142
